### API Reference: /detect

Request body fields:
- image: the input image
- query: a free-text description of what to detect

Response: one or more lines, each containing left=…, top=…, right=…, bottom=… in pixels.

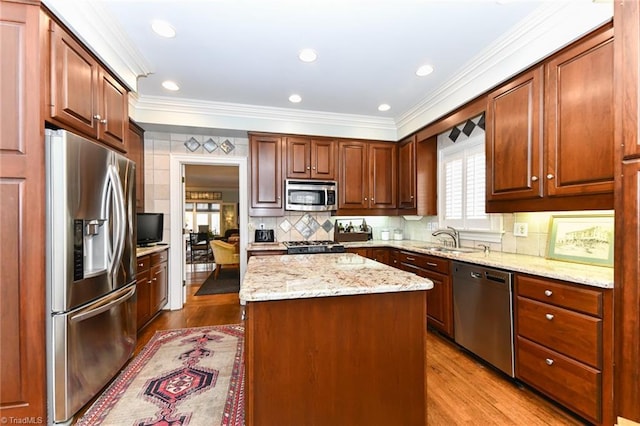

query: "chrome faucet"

left=431, top=226, right=460, bottom=248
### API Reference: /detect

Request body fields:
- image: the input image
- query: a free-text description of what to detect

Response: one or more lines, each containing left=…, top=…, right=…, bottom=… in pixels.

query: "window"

left=438, top=121, right=501, bottom=237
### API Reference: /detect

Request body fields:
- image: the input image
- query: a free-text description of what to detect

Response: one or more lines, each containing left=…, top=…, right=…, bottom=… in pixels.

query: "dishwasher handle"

left=485, top=272, right=507, bottom=284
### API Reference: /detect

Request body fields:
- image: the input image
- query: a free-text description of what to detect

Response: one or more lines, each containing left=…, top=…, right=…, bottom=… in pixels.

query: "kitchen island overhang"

left=241, top=253, right=433, bottom=426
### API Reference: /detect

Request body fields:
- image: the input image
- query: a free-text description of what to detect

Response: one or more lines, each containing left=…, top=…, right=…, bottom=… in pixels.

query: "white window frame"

left=437, top=132, right=502, bottom=243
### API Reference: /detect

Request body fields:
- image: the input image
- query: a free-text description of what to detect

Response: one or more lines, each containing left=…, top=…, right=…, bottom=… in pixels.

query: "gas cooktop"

left=283, top=240, right=345, bottom=254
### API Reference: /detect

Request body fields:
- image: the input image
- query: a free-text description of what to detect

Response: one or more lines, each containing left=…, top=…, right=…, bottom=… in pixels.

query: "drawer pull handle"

left=406, top=256, right=415, bottom=261
left=544, top=290, right=553, bottom=297
left=426, top=262, right=438, bottom=267
left=545, top=358, right=554, bottom=366
left=545, top=313, right=554, bottom=321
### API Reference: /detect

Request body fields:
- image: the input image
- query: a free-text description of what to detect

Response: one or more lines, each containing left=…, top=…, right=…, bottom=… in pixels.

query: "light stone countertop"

left=239, top=252, right=434, bottom=303
left=245, top=240, right=614, bottom=289
left=136, top=244, right=170, bottom=258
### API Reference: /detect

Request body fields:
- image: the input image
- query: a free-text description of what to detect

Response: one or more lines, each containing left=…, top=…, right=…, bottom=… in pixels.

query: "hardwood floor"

left=86, top=262, right=587, bottom=425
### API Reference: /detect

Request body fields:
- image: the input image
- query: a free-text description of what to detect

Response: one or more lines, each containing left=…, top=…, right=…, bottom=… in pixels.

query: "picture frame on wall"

left=546, top=214, right=614, bottom=267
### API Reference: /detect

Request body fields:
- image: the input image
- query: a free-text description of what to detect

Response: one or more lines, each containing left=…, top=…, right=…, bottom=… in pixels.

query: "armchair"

left=209, top=240, right=240, bottom=279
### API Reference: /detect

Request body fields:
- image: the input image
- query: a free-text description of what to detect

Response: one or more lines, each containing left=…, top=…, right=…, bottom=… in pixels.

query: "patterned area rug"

left=77, top=325, right=244, bottom=426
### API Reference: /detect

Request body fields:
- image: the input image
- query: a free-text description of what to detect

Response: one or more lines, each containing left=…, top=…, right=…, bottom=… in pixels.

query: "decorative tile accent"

left=220, top=139, right=235, bottom=154
left=321, top=219, right=334, bottom=232
left=448, top=127, right=461, bottom=142
left=294, top=214, right=320, bottom=239
left=184, top=137, right=200, bottom=152
left=203, top=138, right=218, bottom=153
left=477, top=112, right=486, bottom=130
left=279, top=219, right=292, bottom=233
left=462, top=119, right=476, bottom=136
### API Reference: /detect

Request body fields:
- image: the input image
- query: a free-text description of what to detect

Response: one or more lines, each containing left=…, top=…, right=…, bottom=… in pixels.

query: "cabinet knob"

left=147, top=280, right=152, bottom=284
left=312, top=166, right=316, bottom=170
left=306, top=166, right=310, bottom=170
left=410, top=195, right=414, bottom=199
left=100, top=119, right=108, bottom=124
left=545, top=313, right=554, bottom=321
left=544, top=290, right=553, bottom=297
left=545, top=358, right=554, bottom=366
left=364, top=197, right=368, bottom=201
left=546, top=173, right=555, bottom=180
left=93, top=114, right=102, bottom=120
left=531, top=176, right=538, bottom=182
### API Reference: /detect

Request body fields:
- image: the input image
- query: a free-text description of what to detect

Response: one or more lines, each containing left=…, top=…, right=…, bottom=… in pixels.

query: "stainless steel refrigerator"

left=45, top=129, right=137, bottom=424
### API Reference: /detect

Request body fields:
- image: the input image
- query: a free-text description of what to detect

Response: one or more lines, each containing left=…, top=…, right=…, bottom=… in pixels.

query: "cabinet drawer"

left=397, top=251, right=449, bottom=274
left=516, top=274, right=602, bottom=317
left=517, top=297, right=601, bottom=368
left=516, top=337, right=601, bottom=423
left=151, top=249, right=168, bottom=265
left=136, top=255, right=150, bottom=272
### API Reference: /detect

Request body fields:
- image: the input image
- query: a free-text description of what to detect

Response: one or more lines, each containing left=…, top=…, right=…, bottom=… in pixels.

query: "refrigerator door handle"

left=69, top=285, right=135, bottom=323
left=106, top=164, right=126, bottom=277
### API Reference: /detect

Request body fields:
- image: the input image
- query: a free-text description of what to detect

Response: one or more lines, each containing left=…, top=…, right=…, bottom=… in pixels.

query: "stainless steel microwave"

left=285, top=179, right=338, bottom=212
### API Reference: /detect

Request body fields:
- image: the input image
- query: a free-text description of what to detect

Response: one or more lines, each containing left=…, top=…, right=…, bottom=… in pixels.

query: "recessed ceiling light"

left=289, top=94, right=302, bottom=103
left=378, top=104, right=391, bottom=112
left=162, top=80, right=180, bottom=91
left=151, top=20, right=176, bottom=38
left=298, top=48, right=318, bottom=63
left=416, top=64, right=434, bottom=77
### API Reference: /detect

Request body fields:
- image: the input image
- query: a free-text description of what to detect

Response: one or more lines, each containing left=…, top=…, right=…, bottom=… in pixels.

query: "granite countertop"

left=136, top=244, right=170, bottom=258
left=347, top=240, right=614, bottom=289
left=245, top=240, right=614, bottom=289
left=239, top=252, right=433, bottom=303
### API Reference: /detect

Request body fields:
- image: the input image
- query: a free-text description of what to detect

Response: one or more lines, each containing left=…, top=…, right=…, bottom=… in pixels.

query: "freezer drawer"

left=49, top=283, right=137, bottom=423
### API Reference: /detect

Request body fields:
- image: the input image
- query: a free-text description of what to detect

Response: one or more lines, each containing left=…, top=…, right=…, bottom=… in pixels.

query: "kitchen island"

left=240, top=253, right=433, bottom=426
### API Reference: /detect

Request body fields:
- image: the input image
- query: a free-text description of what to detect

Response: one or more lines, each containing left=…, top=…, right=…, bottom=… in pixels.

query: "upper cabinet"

left=338, top=140, right=397, bottom=214
left=249, top=133, right=284, bottom=216
left=285, top=137, right=337, bottom=180
left=127, top=120, right=145, bottom=212
left=398, top=135, right=417, bottom=210
left=47, top=17, right=128, bottom=152
left=486, top=25, right=614, bottom=212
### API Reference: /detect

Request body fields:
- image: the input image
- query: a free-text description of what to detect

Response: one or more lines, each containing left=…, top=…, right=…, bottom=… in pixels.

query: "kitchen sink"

left=419, top=246, right=478, bottom=254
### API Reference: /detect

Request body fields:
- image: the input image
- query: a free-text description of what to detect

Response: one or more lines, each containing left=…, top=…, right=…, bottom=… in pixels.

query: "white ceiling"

left=43, top=0, right=612, bottom=140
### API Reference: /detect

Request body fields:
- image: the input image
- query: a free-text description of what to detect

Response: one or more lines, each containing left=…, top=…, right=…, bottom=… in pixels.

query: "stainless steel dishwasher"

left=452, top=261, right=514, bottom=377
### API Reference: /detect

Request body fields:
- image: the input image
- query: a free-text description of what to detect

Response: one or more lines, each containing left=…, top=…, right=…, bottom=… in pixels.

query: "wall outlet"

left=259, top=223, right=265, bottom=230
left=513, top=222, right=528, bottom=237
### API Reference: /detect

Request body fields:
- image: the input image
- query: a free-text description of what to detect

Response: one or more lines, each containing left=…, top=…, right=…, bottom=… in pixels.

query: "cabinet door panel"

left=545, top=29, right=614, bottom=197
left=369, top=143, right=397, bottom=209
left=338, top=141, right=368, bottom=209
left=250, top=135, right=283, bottom=212
left=486, top=67, right=543, bottom=201
left=151, top=262, right=168, bottom=313
left=98, top=71, right=128, bottom=152
left=286, top=137, right=310, bottom=178
left=398, top=136, right=416, bottom=209
left=311, top=139, right=336, bottom=180
left=50, top=21, right=98, bottom=137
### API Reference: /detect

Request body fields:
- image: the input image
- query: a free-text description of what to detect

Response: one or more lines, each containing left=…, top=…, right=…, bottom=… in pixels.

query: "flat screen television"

left=136, top=213, right=164, bottom=246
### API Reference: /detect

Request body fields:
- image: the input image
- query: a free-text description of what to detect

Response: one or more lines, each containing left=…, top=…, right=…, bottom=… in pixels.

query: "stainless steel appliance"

left=285, top=179, right=337, bottom=211
left=452, top=261, right=515, bottom=377
left=255, top=229, right=275, bottom=243
left=45, top=129, right=137, bottom=424
left=284, top=240, right=345, bottom=254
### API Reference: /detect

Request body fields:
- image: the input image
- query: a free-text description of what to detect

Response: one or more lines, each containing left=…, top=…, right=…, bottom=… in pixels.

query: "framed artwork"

left=546, top=214, right=614, bottom=267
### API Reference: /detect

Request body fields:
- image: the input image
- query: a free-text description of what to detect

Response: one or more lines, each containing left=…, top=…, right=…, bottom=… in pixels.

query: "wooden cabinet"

left=514, top=274, right=613, bottom=424
left=249, top=134, right=283, bottom=216
left=0, top=2, right=47, bottom=420
left=47, top=17, right=128, bottom=152
left=395, top=250, right=453, bottom=337
left=338, top=140, right=397, bottom=214
left=136, top=249, right=168, bottom=331
left=398, top=135, right=416, bottom=210
left=486, top=25, right=614, bottom=212
left=127, top=119, right=145, bottom=211
left=345, top=247, right=392, bottom=266
left=285, top=136, right=336, bottom=180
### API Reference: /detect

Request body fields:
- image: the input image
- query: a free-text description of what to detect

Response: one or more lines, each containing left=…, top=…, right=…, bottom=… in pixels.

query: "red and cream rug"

left=77, top=324, right=244, bottom=426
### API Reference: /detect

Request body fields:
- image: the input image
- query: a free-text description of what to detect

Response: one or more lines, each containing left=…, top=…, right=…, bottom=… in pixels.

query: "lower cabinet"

left=346, top=247, right=393, bottom=266
left=394, top=250, right=453, bottom=337
left=136, top=249, right=168, bottom=331
left=514, top=274, right=613, bottom=425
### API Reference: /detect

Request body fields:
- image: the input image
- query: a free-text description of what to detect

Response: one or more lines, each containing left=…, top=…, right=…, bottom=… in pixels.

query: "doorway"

left=168, top=154, right=248, bottom=311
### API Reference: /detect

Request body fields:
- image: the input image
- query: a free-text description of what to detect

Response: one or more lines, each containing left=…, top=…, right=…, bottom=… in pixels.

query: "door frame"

left=168, top=154, right=247, bottom=310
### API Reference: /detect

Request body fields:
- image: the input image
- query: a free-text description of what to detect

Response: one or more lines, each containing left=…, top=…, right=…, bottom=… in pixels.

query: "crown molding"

left=132, top=95, right=398, bottom=141
left=42, top=0, right=152, bottom=90
left=395, top=1, right=613, bottom=139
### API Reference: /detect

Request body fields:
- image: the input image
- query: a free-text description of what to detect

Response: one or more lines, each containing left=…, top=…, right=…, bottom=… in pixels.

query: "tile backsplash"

left=249, top=210, right=614, bottom=258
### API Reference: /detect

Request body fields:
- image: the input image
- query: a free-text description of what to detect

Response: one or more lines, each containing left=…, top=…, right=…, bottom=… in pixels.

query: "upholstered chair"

left=209, top=240, right=240, bottom=279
